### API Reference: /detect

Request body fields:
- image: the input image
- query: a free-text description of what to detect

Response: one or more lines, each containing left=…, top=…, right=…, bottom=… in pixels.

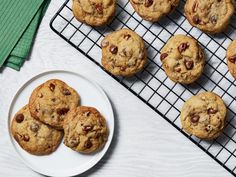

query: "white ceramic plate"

left=8, top=70, right=114, bottom=177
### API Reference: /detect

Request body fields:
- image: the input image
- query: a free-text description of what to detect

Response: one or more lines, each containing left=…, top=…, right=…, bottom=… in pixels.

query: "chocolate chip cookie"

left=101, top=28, right=147, bottom=76
left=160, top=34, right=205, bottom=84
left=63, top=106, right=109, bottom=154
left=226, top=39, right=236, bottom=79
left=11, top=105, right=63, bottom=155
left=29, top=79, right=80, bottom=130
left=184, top=0, right=235, bottom=34
left=130, top=0, right=179, bottom=22
left=72, top=0, right=116, bottom=26
left=181, top=92, right=227, bottom=140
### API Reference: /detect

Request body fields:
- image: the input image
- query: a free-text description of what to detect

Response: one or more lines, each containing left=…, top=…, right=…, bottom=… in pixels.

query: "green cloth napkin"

left=0, top=0, right=50, bottom=71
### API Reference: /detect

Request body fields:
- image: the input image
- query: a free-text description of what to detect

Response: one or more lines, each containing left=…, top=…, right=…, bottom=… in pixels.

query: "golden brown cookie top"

left=72, top=0, right=116, bottom=26
left=180, top=92, right=227, bottom=140
left=226, top=39, right=236, bottom=79
left=160, top=34, right=205, bottom=84
left=130, top=0, right=179, bottom=22
left=63, top=106, right=109, bottom=153
left=101, top=28, right=147, bottom=76
left=184, top=0, right=234, bottom=34
left=29, top=79, right=80, bottom=129
left=11, top=105, right=63, bottom=155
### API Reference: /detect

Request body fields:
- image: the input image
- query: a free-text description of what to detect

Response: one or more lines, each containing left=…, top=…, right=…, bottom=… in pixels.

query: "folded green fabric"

left=0, top=0, right=50, bottom=71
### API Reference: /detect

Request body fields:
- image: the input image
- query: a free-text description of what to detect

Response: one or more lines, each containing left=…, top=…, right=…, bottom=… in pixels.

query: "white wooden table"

left=0, top=0, right=233, bottom=176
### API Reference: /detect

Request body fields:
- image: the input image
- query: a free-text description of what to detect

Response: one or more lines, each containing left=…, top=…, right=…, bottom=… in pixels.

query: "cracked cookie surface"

left=226, top=39, right=236, bottom=79
left=184, top=0, right=234, bottom=34
left=29, top=79, right=80, bottom=130
left=130, top=0, right=179, bottom=22
left=101, top=28, right=147, bottom=76
left=63, top=106, right=109, bottom=153
left=181, top=92, right=227, bottom=140
left=160, top=34, right=205, bottom=84
left=11, top=105, right=63, bottom=155
left=72, top=0, right=116, bottom=26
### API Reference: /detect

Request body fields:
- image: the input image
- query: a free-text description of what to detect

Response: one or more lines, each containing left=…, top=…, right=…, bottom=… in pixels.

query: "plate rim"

left=7, top=70, right=115, bottom=177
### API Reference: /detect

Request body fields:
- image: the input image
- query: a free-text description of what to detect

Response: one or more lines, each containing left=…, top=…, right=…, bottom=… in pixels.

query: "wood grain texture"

left=0, top=0, right=233, bottom=176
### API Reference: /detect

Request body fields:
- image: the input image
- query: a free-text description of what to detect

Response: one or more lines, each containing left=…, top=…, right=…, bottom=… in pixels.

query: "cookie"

left=130, top=0, right=179, bottom=22
left=72, top=0, right=116, bottom=26
left=29, top=79, right=80, bottom=130
left=184, top=0, right=234, bottom=34
left=226, top=39, right=236, bottom=79
left=181, top=92, right=227, bottom=140
left=101, top=28, right=147, bottom=76
left=11, top=105, right=63, bottom=155
left=63, top=106, right=109, bottom=153
left=160, top=34, right=205, bottom=84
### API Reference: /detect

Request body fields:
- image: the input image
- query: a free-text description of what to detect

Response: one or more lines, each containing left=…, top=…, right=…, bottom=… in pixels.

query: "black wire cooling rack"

left=50, top=0, right=236, bottom=176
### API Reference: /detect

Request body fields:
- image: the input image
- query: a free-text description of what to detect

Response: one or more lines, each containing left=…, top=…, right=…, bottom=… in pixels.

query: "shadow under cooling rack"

left=50, top=0, right=236, bottom=176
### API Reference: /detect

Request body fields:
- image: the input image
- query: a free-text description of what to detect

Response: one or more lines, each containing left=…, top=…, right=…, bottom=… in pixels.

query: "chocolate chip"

left=184, top=59, right=194, bottom=70
left=84, top=111, right=90, bottom=117
left=49, top=83, right=55, bottom=92
left=38, top=93, right=43, bottom=98
left=205, top=125, right=213, bottom=132
left=95, top=3, right=103, bottom=14
left=174, top=67, right=181, bottom=73
left=229, top=55, right=236, bottom=64
left=56, top=108, right=69, bottom=115
left=69, top=139, right=79, bottom=148
left=160, top=53, right=168, bottom=61
left=110, top=45, right=118, bottom=54
left=101, top=40, right=109, bottom=48
left=51, top=98, right=56, bottom=102
left=15, top=114, right=24, bottom=123
left=210, top=15, right=217, bottom=24
left=190, top=115, right=200, bottom=123
left=208, top=108, right=217, bottom=114
left=84, top=139, right=92, bottom=149
left=23, top=134, right=30, bottom=142
left=124, top=34, right=131, bottom=40
left=95, top=132, right=101, bottom=139
left=83, top=125, right=93, bottom=132
left=30, top=123, right=40, bottom=132
left=62, top=88, right=71, bottom=95
left=178, top=43, right=189, bottom=53
left=144, top=0, right=153, bottom=7
left=120, top=66, right=126, bottom=71
left=192, top=15, right=200, bottom=24
left=16, top=133, right=23, bottom=140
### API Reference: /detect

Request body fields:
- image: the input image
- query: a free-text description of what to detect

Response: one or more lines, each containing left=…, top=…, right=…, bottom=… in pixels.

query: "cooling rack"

left=50, top=0, right=236, bottom=176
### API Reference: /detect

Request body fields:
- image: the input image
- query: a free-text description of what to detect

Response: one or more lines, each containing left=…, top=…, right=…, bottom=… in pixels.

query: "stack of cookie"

left=11, top=79, right=109, bottom=155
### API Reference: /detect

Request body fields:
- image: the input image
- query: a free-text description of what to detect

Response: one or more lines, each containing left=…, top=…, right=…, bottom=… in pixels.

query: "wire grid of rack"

left=50, top=0, right=236, bottom=176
